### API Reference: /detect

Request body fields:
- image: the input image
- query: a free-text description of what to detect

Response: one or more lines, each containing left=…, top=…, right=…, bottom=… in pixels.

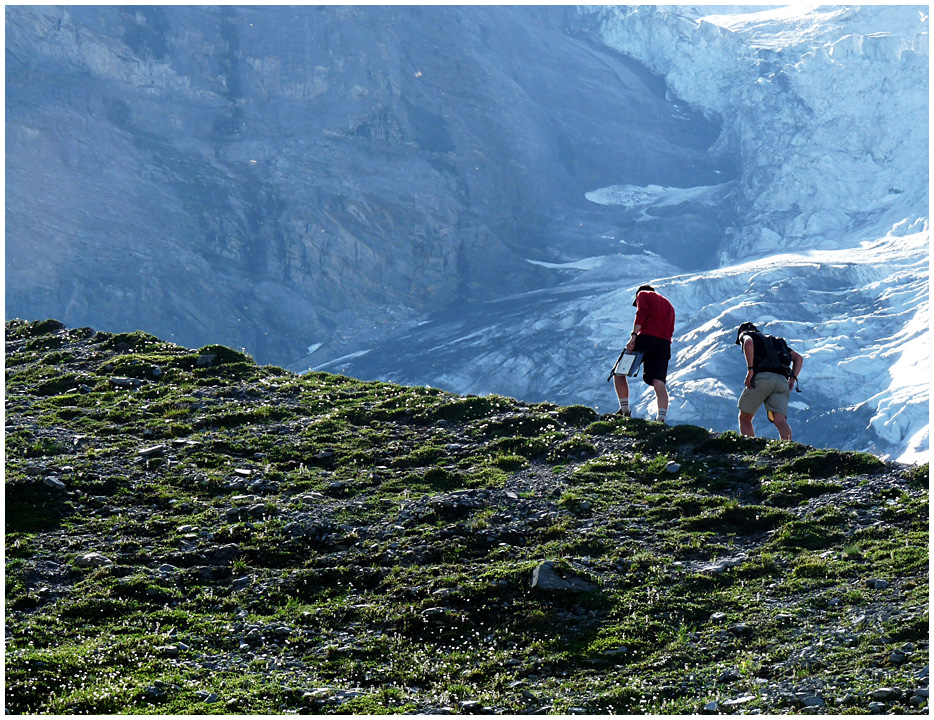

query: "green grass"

left=4, top=318, right=929, bottom=715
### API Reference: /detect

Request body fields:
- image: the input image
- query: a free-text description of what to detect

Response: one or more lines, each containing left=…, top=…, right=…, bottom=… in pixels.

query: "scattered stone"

left=722, top=695, right=756, bottom=707
left=665, top=461, right=681, bottom=473
left=871, top=688, right=896, bottom=701
left=718, top=668, right=742, bottom=683
left=232, top=576, right=253, bottom=590
left=110, top=377, right=144, bottom=389
left=701, top=701, right=719, bottom=714
left=800, top=695, right=825, bottom=708
left=195, top=354, right=216, bottom=368
left=700, top=553, right=747, bottom=575
left=76, top=552, right=113, bottom=568
left=138, top=444, right=167, bottom=458
left=141, top=683, right=167, bottom=702
left=868, top=701, right=887, bottom=713
left=531, top=561, right=596, bottom=593
left=43, top=476, right=66, bottom=491
left=865, top=578, right=889, bottom=590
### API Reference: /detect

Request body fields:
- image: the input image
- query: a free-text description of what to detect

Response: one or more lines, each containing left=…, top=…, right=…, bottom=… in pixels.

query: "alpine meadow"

left=3, top=4, right=929, bottom=716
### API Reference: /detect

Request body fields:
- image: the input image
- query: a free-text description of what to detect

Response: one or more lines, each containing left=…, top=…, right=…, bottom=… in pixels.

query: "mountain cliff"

left=5, top=5, right=731, bottom=363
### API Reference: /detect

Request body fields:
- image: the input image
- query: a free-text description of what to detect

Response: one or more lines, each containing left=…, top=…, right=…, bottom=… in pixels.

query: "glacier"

left=330, top=5, right=929, bottom=463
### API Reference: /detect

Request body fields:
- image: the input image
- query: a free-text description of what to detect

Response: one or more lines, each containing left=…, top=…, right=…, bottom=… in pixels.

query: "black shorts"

left=634, top=334, right=671, bottom=386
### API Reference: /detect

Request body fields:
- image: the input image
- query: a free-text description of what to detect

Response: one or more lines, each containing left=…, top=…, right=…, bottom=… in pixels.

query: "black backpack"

left=751, top=332, right=793, bottom=377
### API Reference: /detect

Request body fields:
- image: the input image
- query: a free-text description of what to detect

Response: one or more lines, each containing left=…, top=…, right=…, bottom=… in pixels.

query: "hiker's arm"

left=626, top=323, right=642, bottom=351
left=789, top=350, right=803, bottom=390
left=743, top=336, right=756, bottom=389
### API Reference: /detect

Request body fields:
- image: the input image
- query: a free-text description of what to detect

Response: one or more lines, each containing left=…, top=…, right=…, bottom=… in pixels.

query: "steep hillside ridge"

left=4, top=319, right=928, bottom=714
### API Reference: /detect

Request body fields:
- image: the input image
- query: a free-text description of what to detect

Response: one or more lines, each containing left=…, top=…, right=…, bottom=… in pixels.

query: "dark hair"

left=735, top=322, right=758, bottom=345
left=632, top=284, right=655, bottom=307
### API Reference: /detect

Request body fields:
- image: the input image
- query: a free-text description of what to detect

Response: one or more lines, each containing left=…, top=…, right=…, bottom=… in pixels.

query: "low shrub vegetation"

left=4, top=319, right=929, bottom=715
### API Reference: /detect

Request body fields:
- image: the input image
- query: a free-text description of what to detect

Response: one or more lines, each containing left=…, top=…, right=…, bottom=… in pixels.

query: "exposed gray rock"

left=722, top=694, right=756, bottom=708
left=718, top=668, right=742, bottom=683
left=700, top=553, right=747, bottom=575
left=137, top=444, right=167, bottom=458
left=43, top=476, right=66, bottom=491
left=75, top=552, right=113, bottom=568
left=531, top=561, right=596, bottom=593
left=111, top=377, right=144, bottom=389
left=871, top=688, right=897, bottom=701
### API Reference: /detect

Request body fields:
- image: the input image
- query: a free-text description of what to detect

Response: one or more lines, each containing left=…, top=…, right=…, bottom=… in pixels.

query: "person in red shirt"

left=613, top=284, right=675, bottom=422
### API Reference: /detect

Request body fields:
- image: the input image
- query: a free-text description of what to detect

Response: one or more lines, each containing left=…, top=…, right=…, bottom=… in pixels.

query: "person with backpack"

left=613, top=284, right=675, bottom=422
left=734, top=322, right=803, bottom=440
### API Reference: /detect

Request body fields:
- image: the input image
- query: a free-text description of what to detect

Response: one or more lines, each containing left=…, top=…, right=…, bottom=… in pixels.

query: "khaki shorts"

left=738, top=372, right=790, bottom=417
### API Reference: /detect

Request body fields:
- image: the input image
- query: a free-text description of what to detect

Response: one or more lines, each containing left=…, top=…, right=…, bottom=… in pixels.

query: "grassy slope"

left=3, top=318, right=929, bottom=715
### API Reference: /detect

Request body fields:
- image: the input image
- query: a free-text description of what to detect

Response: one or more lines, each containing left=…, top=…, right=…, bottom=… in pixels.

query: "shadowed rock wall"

left=5, top=5, right=734, bottom=366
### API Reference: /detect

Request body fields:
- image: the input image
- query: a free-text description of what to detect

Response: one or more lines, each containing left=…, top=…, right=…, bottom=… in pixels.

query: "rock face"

left=5, top=5, right=732, bottom=367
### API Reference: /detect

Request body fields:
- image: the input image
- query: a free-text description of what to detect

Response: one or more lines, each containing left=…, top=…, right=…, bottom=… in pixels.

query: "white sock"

left=618, top=398, right=629, bottom=412
left=657, top=407, right=668, bottom=423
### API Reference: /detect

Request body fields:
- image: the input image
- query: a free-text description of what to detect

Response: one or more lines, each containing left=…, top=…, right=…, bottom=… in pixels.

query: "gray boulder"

left=531, top=561, right=596, bottom=593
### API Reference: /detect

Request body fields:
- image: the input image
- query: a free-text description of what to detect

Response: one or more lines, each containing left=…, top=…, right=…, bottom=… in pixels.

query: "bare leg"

left=739, top=410, right=756, bottom=437
left=613, top=375, right=630, bottom=415
left=772, top=413, right=792, bottom=441
left=652, top=380, right=669, bottom=422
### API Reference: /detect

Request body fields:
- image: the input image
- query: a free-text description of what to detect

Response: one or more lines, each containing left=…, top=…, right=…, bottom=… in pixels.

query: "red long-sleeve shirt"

left=634, top=291, right=675, bottom=342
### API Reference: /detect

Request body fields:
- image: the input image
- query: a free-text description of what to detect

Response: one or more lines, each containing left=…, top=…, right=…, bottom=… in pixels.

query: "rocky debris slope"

left=4, top=319, right=928, bottom=714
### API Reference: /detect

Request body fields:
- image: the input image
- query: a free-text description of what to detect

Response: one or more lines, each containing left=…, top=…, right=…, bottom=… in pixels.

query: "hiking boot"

left=615, top=409, right=631, bottom=417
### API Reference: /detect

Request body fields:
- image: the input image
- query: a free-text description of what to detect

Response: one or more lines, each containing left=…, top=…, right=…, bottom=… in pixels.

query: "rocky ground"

left=4, top=319, right=929, bottom=714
